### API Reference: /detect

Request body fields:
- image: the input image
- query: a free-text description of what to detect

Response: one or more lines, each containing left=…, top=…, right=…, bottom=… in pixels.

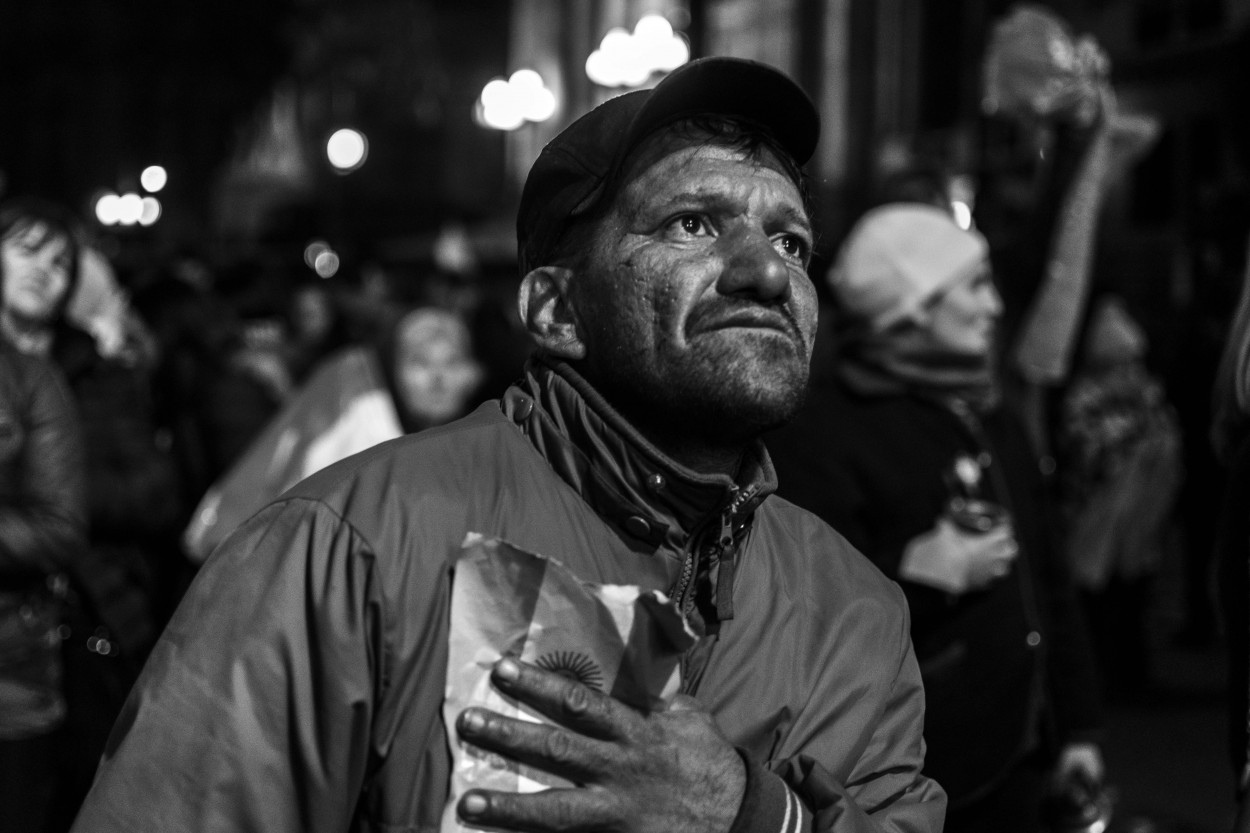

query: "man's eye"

left=775, top=234, right=809, bottom=262
left=670, top=215, right=708, bottom=236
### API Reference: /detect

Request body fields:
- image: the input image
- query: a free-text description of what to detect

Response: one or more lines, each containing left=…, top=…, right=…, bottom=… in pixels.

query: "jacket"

left=0, top=344, right=87, bottom=738
left=769, top=378, right=1102, bottom=806
left=72, top=358, right=945, bottom=832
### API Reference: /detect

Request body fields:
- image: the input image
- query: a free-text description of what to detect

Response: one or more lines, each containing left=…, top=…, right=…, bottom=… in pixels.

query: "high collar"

left=500, top=357, right=776, bottom=551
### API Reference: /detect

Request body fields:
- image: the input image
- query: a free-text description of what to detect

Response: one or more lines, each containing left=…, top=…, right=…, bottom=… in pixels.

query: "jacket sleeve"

left=69, top=496, right=388, bottom=833
left=0, top=357, right=87, bottom=573
left=730, top=594, right=946, bottom=832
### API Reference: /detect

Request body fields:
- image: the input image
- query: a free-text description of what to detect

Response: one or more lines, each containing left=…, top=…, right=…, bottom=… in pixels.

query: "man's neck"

left=634, top=425, right=745, bottom=480
left=550, top=357, right=748, bottom=479
left=0, top=311, right=54, bottom=357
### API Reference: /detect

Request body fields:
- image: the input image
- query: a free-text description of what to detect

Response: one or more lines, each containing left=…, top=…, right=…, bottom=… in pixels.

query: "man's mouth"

left=690, top=307, right=802, bottom=343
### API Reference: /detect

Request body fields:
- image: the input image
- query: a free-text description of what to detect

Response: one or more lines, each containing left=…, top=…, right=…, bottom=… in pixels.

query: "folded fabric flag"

left=441, top=533, right=696, bottom=833
left=183, top=346, right=402, bottom=563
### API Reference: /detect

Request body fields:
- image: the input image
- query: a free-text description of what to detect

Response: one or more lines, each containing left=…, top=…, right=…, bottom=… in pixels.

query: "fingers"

left=459, top=786, right=618, bottom=833
left=489, top=658, right=633, bottom=740
left=455, top=659, right=640, bottom=784
left=457, top=705, right=605, bottom=784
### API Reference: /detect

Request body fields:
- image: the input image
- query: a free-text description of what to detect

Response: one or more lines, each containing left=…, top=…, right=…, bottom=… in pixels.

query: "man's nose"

left=716, top=227, right=792, bottom=302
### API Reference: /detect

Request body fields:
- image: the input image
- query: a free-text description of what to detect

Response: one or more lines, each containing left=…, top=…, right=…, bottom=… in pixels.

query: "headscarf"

left=827, top=203, right=1000, bottom=409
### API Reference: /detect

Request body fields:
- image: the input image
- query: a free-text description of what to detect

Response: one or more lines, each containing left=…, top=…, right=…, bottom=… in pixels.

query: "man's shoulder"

left=755, top=494, right=902, bottom=603
left=284, top=400, right=529, bottom=505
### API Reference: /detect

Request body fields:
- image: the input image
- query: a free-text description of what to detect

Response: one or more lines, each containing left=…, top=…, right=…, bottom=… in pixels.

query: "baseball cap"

left=516, top=56, right=820, bottom=274
left=827, top=203, right=990, bottom=333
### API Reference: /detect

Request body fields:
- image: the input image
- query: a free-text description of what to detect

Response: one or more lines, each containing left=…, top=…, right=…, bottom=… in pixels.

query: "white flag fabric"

left=441, top=533, right=696, bottom=833
left=182, top=346, right=403, bottom=563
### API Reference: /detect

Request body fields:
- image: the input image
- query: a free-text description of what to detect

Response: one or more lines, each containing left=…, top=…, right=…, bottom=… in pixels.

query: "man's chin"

left=691, top=367, right=809, bottom=439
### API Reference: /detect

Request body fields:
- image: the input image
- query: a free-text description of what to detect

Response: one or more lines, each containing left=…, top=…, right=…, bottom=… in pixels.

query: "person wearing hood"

left=769, top=202, right=1105, bottom=831
left=0, top=197, right=184, bottom=831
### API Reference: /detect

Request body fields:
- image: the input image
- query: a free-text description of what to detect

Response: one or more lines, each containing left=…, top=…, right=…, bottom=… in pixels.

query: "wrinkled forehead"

left=610, top=124, right=809, bottom=219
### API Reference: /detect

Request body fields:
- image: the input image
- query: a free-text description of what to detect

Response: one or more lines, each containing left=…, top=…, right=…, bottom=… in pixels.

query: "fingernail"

left=460, top=709, right=484, bottom=731
left=461, top=793, right=487, bottom=816
left=495, top=658, right=520, bottom=681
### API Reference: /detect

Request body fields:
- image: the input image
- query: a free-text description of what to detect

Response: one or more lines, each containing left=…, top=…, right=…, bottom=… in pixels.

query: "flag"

left=183, top=346, right=403, bottom=563
left=441, top=534, right=696, bottom=833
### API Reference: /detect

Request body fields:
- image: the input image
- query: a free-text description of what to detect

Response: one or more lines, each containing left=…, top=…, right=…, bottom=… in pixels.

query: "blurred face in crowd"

left=292, top=285, right=334, bottom=342
left=566, top=130, right=817, bottom=447
left=1, top=221, right=73, bottom=326
left=393, top=308, right=483, bottom=427
left=923, top=262, right=1002, bottom=357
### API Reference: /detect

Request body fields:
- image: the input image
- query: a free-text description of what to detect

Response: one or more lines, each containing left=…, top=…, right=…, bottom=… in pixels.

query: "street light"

left=326, top=128, right=368, bottom=173
left=476, top=69, right=557, bottom=131
left=585, top=14, right=689, bottom=88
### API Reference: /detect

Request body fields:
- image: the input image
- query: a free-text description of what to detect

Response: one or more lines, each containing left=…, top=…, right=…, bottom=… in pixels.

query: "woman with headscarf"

left=768, top=203, right=1105, bottom=832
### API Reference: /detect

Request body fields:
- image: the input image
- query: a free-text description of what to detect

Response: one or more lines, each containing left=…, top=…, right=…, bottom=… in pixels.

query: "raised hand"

left=455, top=658, right=746, bottom=833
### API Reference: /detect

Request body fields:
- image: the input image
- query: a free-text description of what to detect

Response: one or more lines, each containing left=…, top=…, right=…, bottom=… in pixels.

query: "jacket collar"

left=501, top=356, right=776, bottom=551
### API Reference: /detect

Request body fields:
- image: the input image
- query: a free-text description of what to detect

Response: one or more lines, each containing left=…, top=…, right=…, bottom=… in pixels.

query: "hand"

left=1053, top=741, right=1105, bottom=788
left=456, top=658, right=746, bottom=833
left=898, top=516, right=1019, bottom=594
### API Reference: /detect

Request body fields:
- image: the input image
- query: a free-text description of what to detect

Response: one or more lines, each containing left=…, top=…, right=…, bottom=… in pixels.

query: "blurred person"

left=1212, top=234, right=1250, bottom=815
left=1055, top=295, right=1183, bottom=700
left=183, top=304, right=483, bottom=563
left=381, top=304, right=484, bottom=432
left=200, top=317, right=292, bottom=476
left=67, top=246, right=159, bottom=371
left=769, top=203, right=1104, bottom=832
left=282, top=281, right=353, bottom=386
left=0, top=197, right=184, bottom=831
left=0, top=342, right=86, bottom=833
left=129, top=255, right=243, bottom=517
left=73, top=57, right=945, bottom=832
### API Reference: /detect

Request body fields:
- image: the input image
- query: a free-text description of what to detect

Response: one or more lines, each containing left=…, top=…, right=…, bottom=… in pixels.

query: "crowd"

left=0, top=196, right=525, bottom=833
left=0, top=19, right=1246, bottom=833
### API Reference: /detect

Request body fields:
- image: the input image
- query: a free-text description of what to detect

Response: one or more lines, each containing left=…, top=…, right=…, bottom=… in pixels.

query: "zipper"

left=671, top=484, right=757, bottom=617
left=675, top=483, right=757, bottom=696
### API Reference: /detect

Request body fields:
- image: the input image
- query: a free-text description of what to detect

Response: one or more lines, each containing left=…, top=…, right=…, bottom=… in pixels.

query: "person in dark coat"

left=769, top=203, right=1105, bottom=832
left=0, top=197, right=184, bottom=832
left=0, top=341, right=87, bottom=833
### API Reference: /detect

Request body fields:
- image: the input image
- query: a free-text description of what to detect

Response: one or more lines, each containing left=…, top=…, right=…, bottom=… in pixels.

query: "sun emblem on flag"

left=535, top=650, right=605, bottom=691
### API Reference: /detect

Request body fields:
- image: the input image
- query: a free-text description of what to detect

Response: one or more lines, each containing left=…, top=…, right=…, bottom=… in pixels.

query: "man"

left=71, top=57, right=945, bottom=832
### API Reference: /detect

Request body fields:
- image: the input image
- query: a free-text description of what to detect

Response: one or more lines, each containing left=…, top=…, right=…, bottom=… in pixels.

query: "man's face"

left=570, top=137, right=817, bottom=444
left=1, top=222, right=73, bottom=325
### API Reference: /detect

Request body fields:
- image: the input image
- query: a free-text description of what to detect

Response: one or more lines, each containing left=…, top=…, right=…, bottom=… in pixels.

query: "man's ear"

left=517, top=266, right=587, bottom=360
